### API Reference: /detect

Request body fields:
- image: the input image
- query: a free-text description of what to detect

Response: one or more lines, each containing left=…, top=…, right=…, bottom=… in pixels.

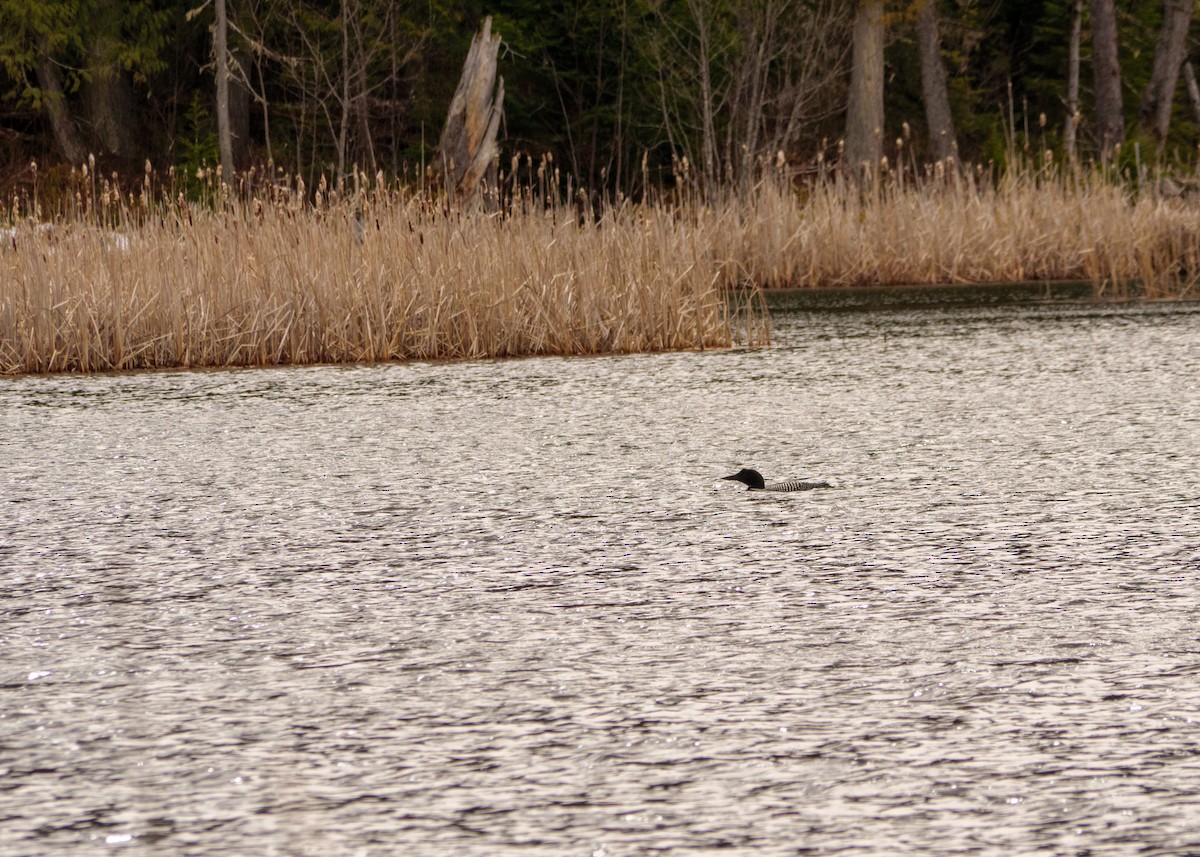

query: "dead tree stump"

left=437, top=17, right=505, bottom=207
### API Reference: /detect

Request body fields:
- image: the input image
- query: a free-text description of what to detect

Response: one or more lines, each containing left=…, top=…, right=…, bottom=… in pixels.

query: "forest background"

left=1, top=0, right=1199, bottom=199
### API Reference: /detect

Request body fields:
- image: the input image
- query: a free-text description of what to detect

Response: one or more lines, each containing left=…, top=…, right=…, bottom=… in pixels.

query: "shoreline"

left=5, top=283, right=1195, bottom=379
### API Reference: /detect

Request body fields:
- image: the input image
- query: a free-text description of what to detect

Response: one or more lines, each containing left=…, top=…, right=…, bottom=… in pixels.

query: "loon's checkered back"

left=763, top=478, right=831, bottom=492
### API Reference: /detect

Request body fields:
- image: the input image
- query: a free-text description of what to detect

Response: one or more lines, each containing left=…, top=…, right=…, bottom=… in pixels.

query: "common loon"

left=722, top=468, right=831, bottom=492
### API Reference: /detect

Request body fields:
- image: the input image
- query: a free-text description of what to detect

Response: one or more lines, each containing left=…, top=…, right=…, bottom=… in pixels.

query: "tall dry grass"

left=700, top=163, right=1200, bottom=298
left=2, top=161, right=1198, bottom=375
left=0, top=174, right=766, bottom=374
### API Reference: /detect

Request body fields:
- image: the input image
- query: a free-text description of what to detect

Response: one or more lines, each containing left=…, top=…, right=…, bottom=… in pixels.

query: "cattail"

left=2, top=156, right=1194, bottom=374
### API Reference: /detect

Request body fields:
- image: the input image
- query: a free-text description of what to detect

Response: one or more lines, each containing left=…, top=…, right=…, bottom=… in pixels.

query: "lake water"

left=2, top=298, right=1199, bottom=855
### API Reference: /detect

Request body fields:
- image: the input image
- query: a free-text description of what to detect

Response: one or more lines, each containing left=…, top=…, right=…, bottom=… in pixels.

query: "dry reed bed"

left=713, top=173, right=1200, bottom=295
left=2, top=172, right=1198, bottom=375
left=0, top=192, right=757, bottom=374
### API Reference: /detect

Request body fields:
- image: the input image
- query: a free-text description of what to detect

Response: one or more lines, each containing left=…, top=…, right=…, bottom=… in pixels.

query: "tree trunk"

left=690, top=0, right=719, bottom=186
left=724, top=0, right=781, bottom=187
left=1184, top=61, right=1200, bottom=127
left=1089, top=0, right=1124, bottom=161
left=609, top=0, right=630, bottom=192
left=915, top=0, right=956, bottom=162
left=253, top=56, right=273, bottom=165
left=336, top=0, right=351, bottom=190
left=84, top=47, right=138, bottom=159
left=229, top=51, right=252, bottom=168
left=358, top=74, right=378, bottom=178
left=215, top=0, right=235, bottom=181
left=1065, top=0, right=1081, bottom=161
left=1139, top=0, right=1193, bottom=146
left=83, top=0, right=138, bottom=160
left=843, top=0, right=885, bottom=182
left=437, top=17, right=505, bottom=206
left=34, top=49, right=88, bottom=165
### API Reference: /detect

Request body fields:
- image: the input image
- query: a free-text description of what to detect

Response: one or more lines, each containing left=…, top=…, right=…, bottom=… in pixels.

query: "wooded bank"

left=4, top=1, right=1200, bottom=198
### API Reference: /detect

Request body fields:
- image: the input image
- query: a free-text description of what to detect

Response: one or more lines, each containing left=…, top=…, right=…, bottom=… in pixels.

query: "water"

left=2, top=300, right=1199, bottom=856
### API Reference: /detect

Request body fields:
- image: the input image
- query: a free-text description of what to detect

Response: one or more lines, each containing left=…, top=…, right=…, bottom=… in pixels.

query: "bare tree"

left=1065, top=0, right=1081, bottom=161
left=262, top=0, right=422, bottom=185
left=648, top=0, right=848, bottom=187
left=222, top=0, right=291, bottom=167
left=1089, top=0, right=1123, bottom=161
left=1185, top=61, right=1200, bottom=127
left=723, top=0, right=849, bottom=182
left=915, top=0, right=956, bottom=162
left=437, top=17, right=505, bottom=205
left=688, top=0, right=725, bottom=185
left=215, top=0, right=235, bottom=179
left=82, top=0, right=140, bottom=160
left=843, top=0, right=885, bottom=181
left=646, top=0, right=729, bottom=186
left=764, top=2, right=850, bottom=151
left=34, top=48, right=87, bottom=164
left=609, top=0, right=631, bottom=191
left=1139, top=0, right=1194, bottom=147
left=337, top=0, right=353, bottom=183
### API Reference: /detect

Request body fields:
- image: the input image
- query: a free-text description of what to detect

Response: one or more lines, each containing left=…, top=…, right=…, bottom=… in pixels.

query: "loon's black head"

left=722, top=468, right=765, bottom=489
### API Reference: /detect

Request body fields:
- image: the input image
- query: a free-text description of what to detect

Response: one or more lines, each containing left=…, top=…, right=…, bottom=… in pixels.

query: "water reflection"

left=2, top=301, right=1199, bottom=855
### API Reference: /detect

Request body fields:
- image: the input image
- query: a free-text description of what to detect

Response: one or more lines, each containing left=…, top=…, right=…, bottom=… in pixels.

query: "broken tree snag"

left=437, top=17, right=505, bottom=207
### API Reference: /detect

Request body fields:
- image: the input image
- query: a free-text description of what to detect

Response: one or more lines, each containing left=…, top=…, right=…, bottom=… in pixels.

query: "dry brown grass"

left=0, top=176, right=767, bottom=374
left=2, top=162, right=1197, bottom=375
left=711, top=164, right=1200, bottom=298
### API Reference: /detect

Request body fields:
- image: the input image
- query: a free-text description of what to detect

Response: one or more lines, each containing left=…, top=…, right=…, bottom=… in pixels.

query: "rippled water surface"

left=3, top=300, right=1200, bottom=855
